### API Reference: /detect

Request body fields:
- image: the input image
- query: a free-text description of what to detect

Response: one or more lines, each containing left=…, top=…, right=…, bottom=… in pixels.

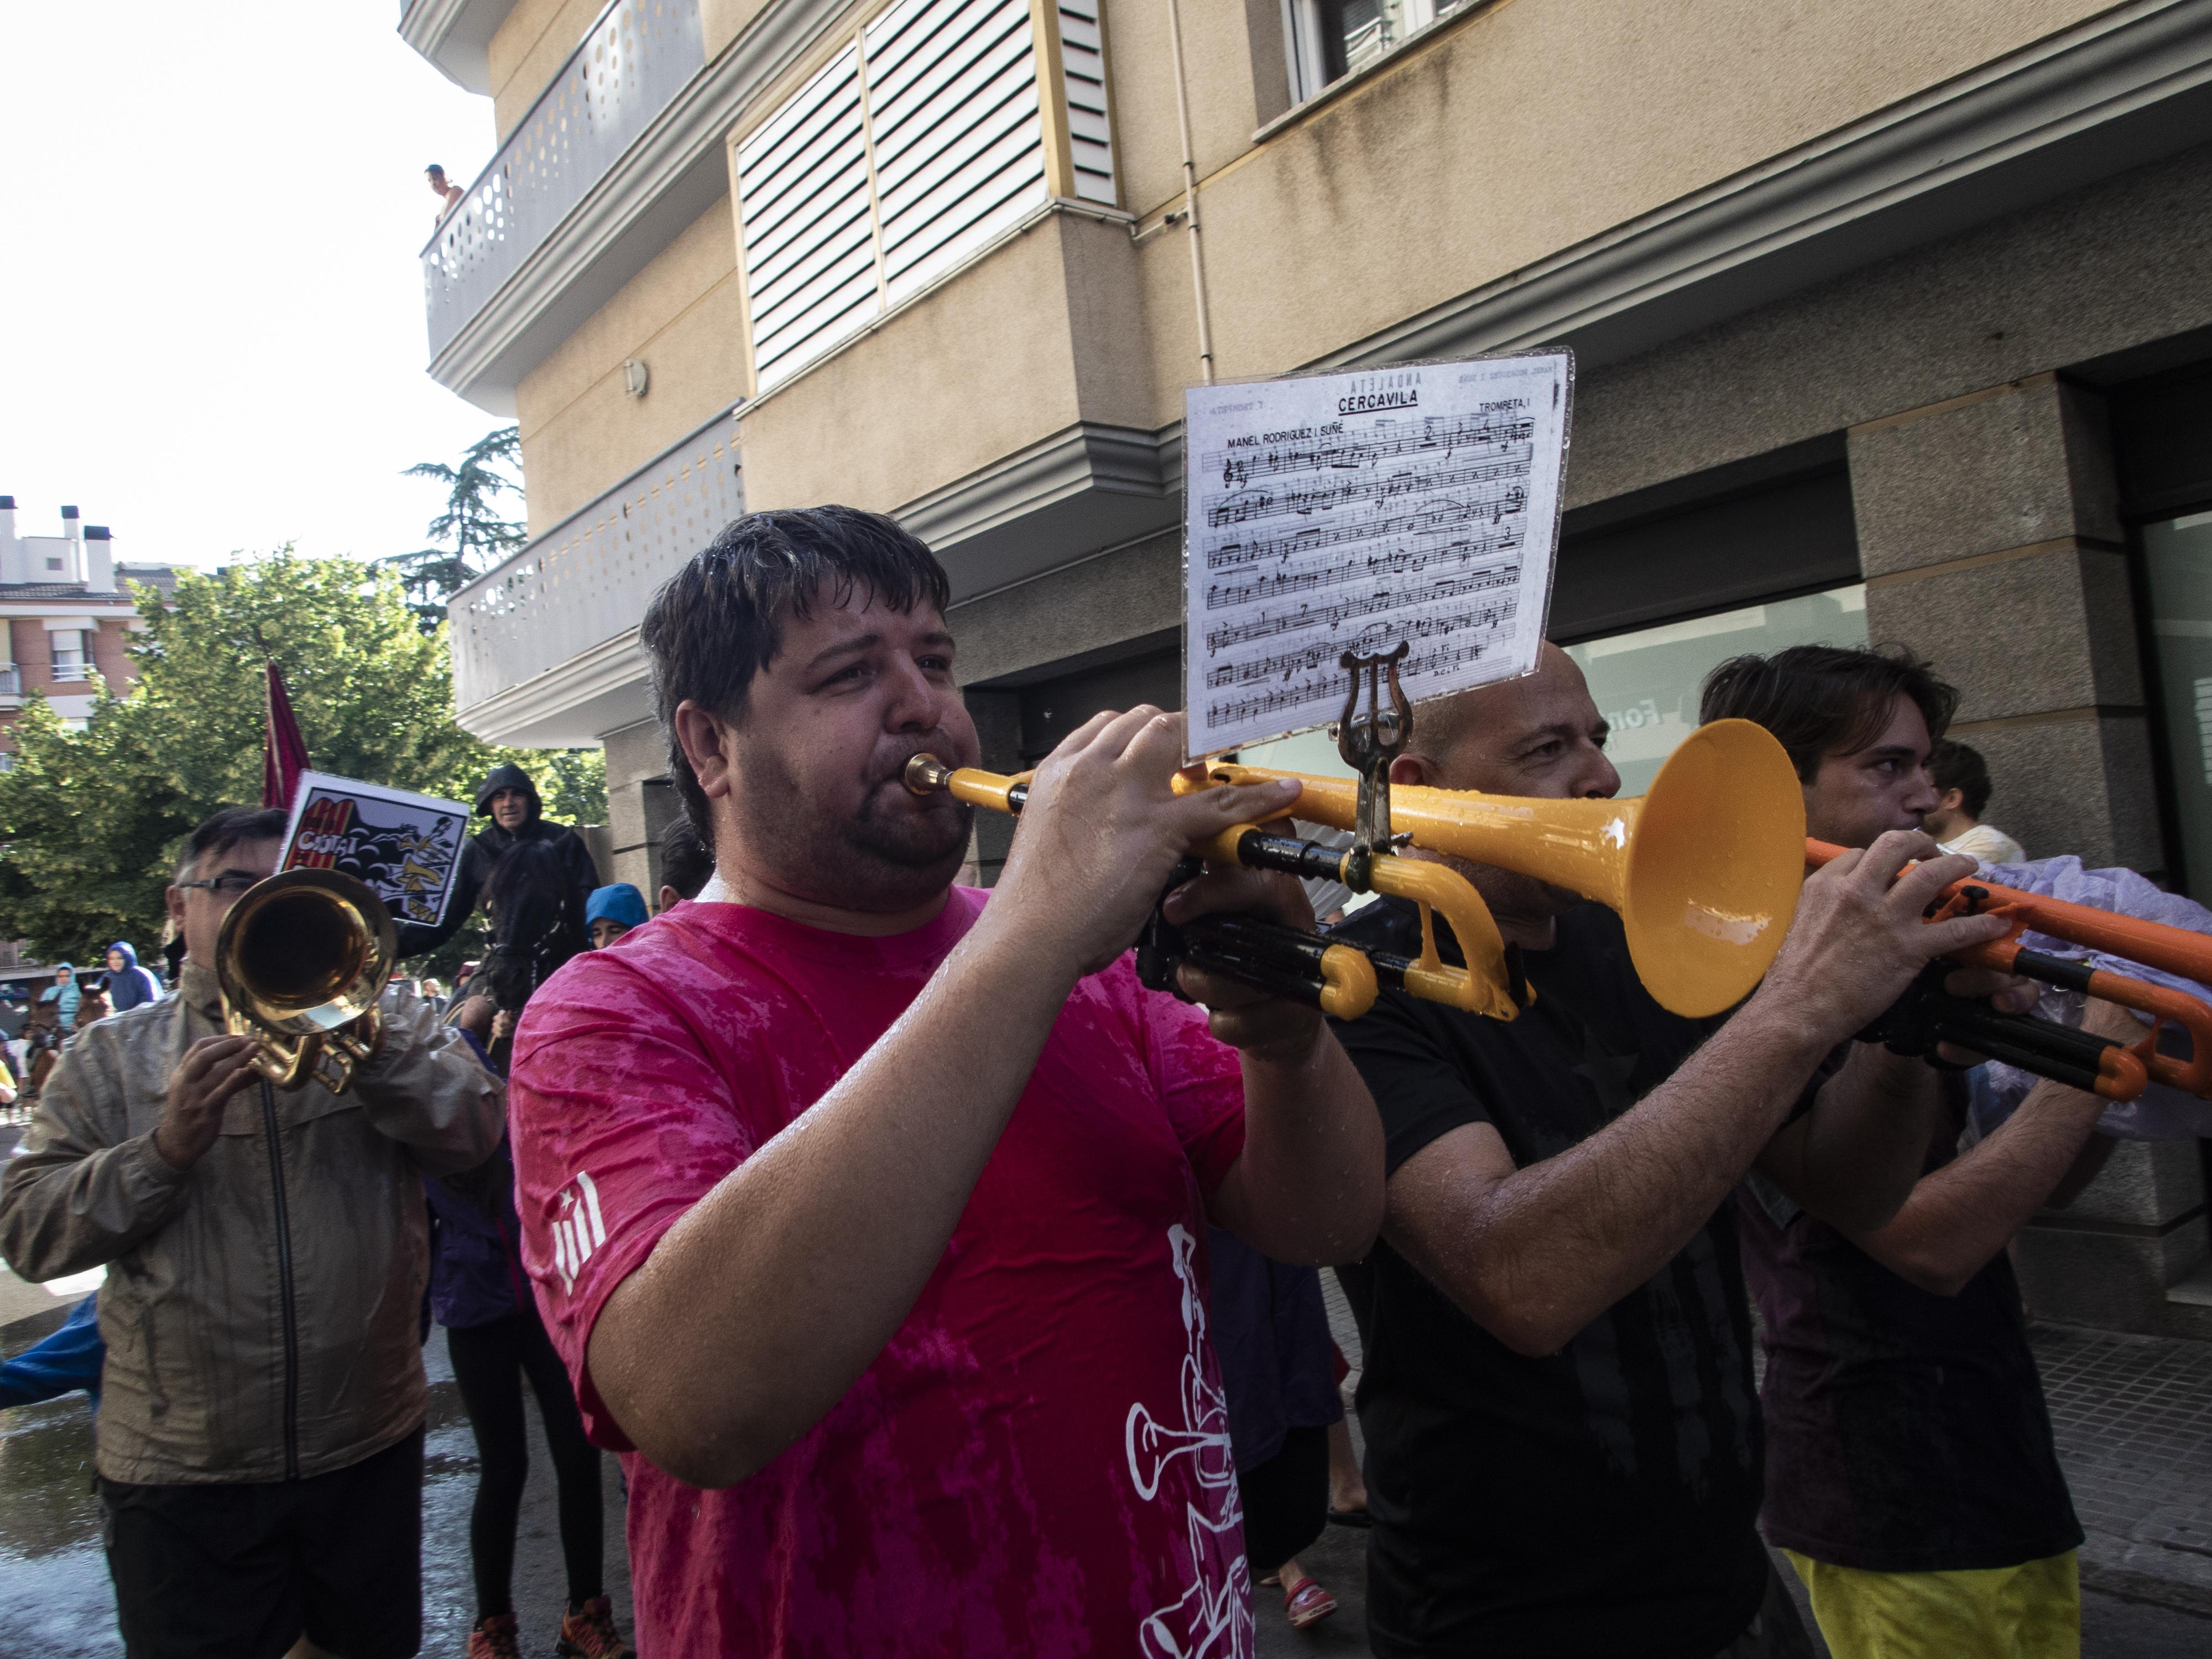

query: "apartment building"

left=410, top=0, right=2212, bottom=1335
left=0, top=499, right=178, bottom=752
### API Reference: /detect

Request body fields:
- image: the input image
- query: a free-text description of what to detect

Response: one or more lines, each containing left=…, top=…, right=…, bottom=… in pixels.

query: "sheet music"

left=1183, top=352, right=1571, bottom=758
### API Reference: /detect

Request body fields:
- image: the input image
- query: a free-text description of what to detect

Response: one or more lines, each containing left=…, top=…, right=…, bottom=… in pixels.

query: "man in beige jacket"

left=1, top=805, right=506, bottom=1659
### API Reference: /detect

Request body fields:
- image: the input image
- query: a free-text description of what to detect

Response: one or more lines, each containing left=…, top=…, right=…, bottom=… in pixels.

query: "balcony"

left=421, top=0, right=705, bottom=372
left=448, top=409, right=743, bottom=746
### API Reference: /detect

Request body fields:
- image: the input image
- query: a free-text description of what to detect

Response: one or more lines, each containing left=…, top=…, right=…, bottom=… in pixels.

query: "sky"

left=1, top=4, right=504, bottom=571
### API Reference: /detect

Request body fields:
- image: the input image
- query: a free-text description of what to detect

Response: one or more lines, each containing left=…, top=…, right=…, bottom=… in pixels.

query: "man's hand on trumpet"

left=1760, top=829, right=2039, bottom=1050
left=990, top=705, right=1302, bottom=980
left=1161, top=857, right=1324, bottom=1065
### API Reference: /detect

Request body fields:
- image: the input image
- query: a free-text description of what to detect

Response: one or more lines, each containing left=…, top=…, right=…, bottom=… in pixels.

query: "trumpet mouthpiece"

left=904, top=753, right=953, bottom=795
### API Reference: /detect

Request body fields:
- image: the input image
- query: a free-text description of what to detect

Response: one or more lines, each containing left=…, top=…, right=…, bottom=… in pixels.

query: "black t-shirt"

left=1738, top=1103, right=2084, bottom=1573
left=1329, top=900, right=1771, bottom=1659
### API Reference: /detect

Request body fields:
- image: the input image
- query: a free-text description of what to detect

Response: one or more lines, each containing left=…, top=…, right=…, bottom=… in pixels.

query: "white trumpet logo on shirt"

left=551, top=1171, right=607, bottom=1293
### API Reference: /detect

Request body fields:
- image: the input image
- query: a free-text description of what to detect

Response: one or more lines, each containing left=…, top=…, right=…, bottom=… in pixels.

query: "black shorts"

left=101, top=1425, right=425, bottom=1659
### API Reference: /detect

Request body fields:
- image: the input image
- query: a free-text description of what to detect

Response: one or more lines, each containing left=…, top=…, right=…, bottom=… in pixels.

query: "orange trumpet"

left=1807, top=840, right=2212, bottom=1103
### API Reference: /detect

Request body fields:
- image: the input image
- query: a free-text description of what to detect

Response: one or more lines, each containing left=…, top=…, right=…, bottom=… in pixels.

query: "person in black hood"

left=397, top=763, right=601, bottom=960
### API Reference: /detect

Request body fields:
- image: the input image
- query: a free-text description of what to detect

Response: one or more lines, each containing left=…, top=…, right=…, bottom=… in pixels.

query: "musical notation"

left=1202, top=458, right=1529, bottom=530
left=1183, top=354, right=1572, bottom=754
left=1197, top=413, right=1537, bottom=490
left=1204, top=634, right=1506, bottom=730
left=1203, top=497, right=1522, bottom=573
left=1204, top=601, right=1517, bottom=689
left=1201, top=565, right=1520, bottom=655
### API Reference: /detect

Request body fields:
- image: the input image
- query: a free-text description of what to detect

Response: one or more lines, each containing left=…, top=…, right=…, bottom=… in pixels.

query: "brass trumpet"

left=215, top=868, right=396, bottom=1093
left=906, top=650, right=1808, bottom=1023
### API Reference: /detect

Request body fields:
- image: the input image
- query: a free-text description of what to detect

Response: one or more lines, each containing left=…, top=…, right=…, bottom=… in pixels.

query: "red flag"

left=262, top=661, right=310, bottom=810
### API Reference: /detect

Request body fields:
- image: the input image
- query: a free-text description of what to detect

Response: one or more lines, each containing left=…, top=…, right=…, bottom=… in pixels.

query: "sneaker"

left=557, top=1596, right=635, bottom=1659
left=466, top=1613, right=521, bottom=1659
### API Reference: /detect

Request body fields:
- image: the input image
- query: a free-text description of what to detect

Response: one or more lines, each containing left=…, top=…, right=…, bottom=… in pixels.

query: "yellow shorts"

left=1781, top=1548, right=2079, bottom=1659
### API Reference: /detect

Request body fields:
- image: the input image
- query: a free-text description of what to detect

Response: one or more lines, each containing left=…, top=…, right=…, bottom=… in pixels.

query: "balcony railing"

left=450, top=410, right=743, bottom=719
left=421, top=0, right=705, bottom=359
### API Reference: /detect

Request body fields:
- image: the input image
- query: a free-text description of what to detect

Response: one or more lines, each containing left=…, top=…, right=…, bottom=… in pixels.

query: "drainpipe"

left=1162, top=0, right=1215, bottom=384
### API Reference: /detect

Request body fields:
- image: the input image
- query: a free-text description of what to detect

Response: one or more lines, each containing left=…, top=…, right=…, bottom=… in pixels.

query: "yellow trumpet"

left=1188, top=717, right=1807, bottom=1020
left=907, top=653, right=1805, bottom=1023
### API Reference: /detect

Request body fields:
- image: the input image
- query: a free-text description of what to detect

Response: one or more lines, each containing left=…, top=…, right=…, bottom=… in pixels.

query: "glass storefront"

left=1564, top=587, right=1868, bottom=795
left=1240, top=585, right=1870, bottom=795
left=2138, top=510, right=2212, bottom=896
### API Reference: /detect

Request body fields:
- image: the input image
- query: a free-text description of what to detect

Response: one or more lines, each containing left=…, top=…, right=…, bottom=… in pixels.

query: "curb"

left=2079, top=1560, right=2212, bottom=1622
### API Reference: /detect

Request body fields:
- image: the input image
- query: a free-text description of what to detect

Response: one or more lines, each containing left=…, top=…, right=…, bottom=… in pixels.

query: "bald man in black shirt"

left=1329, top=644, right=2039, bottom=1659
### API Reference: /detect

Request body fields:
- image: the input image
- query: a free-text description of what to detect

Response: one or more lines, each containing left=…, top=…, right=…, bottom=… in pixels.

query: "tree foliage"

left=0, top=551, right=606, bottom=971
left=385, top=426, right=527, bottom=630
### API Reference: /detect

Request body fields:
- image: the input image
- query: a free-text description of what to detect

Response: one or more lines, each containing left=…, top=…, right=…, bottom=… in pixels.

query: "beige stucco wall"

left=1110, top=0, right=2109, bottom=416
left=702, top=0, right=779, bottom=59
left=513, top=194, right=751, bottom=533
left=737, top=211, right=1154, bottom=514
left=489, top=0, right=604, bottom=139
left=502, top=0, right=2116, bottom=564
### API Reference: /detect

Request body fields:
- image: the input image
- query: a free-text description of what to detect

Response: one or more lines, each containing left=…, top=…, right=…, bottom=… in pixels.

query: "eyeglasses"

left=174, top=874, right=260, bottom=896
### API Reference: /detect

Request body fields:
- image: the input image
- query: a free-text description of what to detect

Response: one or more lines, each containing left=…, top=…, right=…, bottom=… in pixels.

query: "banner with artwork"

left=279, top=771, right=471, bottom=928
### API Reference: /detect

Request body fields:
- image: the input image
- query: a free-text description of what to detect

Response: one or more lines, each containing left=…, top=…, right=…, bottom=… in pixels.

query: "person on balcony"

left=425, top=163, right=464, bottom=223
left=397, top=764, right=600, bottom=963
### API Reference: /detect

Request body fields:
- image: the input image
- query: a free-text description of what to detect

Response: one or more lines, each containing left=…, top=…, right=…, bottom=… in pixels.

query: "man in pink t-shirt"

left=508, top=505, right=1385, bottom=1657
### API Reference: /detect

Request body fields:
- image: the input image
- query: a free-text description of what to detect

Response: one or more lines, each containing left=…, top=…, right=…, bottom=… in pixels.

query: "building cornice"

left=429, top=0, right=858, bottom=411
left=1321, top=0, right=2212, bottom=372
left=895, top=421, right=1183, bottom=603
left=399, top=0, right=519, bottom=95
left=897, top=0, right=2212, bottom=595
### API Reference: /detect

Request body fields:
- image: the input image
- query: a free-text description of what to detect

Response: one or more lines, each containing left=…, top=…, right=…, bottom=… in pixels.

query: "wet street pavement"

left=2, top=1254, right=2205, bottom=1656
left=0, top=1317, right=632, bottom=1659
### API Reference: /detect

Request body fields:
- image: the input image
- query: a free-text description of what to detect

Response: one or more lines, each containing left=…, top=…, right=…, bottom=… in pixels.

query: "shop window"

left=2138, top=510, right=2212, bottom=896
left=1238, top=585, right=1870, bottom=797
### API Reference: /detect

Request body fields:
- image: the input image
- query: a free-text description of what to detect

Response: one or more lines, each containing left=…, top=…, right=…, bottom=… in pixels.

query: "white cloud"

left=0, top=3, right=504, bottom=571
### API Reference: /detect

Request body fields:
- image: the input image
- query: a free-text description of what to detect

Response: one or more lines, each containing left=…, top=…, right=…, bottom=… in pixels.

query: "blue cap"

left=585, top=884, right=648, bottom=930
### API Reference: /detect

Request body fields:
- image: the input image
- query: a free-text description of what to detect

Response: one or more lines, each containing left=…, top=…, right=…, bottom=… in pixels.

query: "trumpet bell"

left=1622, top=719, right=1806, bottom=1018
left=216, top=869, right=397, bottom=1091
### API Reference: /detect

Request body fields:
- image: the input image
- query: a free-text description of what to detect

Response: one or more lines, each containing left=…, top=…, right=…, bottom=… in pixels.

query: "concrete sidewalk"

left=2037, top=1322, right=2212, bottom=1615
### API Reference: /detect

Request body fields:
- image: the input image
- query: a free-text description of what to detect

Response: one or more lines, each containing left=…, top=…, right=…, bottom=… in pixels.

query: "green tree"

left=0, top=551, right=603, bottom=975
left=387, top=426, right=526, bottom=630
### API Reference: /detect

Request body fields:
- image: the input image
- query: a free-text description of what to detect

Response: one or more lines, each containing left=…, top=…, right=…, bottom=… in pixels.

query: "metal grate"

left=866, top=0, right=1047, bottom=305
left=450, top=412, right=744, bottom=717
left=735, top=0, right=1115, bottom=393
left=1056, top=0, right=1117, bottom=207
left=422, top=0, right=705, bottom=359
left=735, top=46, right=879, bottom=393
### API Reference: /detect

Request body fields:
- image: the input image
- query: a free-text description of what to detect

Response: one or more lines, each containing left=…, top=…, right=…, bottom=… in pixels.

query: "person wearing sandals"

left=1208, top=1225, right=1343, bottom=1630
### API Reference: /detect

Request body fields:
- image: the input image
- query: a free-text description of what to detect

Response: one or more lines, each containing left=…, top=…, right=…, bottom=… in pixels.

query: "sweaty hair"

left=639, top=506, right=952, bottom=841
left=175, top=806, right=289, bottom=882
left=1929, top=738, right=1994, bottom=819
left=1699, top=645, right=1958, bottom=781
left=659, top=816, right=715, bottom=902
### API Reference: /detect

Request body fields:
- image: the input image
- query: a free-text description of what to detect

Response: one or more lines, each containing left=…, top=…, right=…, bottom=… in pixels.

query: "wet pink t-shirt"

left=508, top=889, right=1257, bottom=1658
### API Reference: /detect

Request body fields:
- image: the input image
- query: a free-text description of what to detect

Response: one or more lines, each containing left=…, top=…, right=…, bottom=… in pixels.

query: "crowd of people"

left=0, top=500, right=2192, bottom=1659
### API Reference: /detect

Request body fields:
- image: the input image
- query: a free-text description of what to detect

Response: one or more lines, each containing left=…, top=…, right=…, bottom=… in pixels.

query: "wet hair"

left=176, top=806, right=289, bottom=881
left=659, top=816, right=715, bottom=902
left=425, top=164, right=446, bottom=176
left=1929, top=738, right=1994, bottom=819
left=1699, top=645, right=1958, bottom=781
left=639, top=506, right=952, bottom=841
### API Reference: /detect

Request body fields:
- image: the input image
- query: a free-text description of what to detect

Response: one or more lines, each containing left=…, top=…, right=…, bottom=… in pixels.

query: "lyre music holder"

left=1335, top=643, right=1412, bottom=894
